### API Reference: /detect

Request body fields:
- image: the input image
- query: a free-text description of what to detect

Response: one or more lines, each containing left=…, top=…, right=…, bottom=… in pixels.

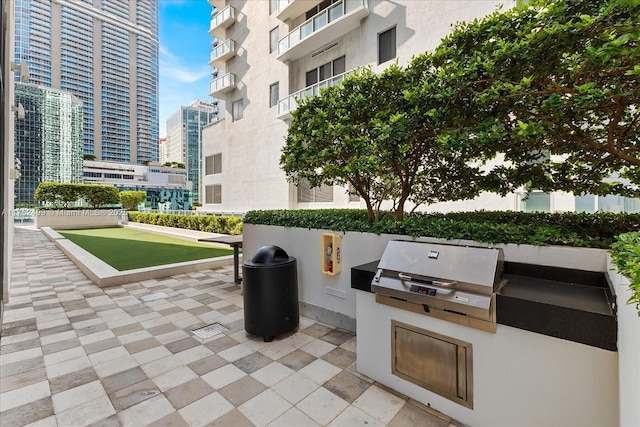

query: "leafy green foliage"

left=610, top=232, right=640, bottom=315
left=431, top=0, right=640, bottom=196
left=34, top=183, right=119, bottom=208
left=127, top=212, right=242, bottom=235
left=84, top=185, right=120, bottom=207
left=119, top=191, right=147, bottom=211
left=282, top=65, right=484, bottom=220
left=244, top=209, right=640, bottom=249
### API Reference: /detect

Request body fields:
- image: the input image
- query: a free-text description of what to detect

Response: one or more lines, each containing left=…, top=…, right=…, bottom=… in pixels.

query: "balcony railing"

left=209, top=5, right=235, bottom=36
left=277, top=69, right=355, bottom=119
left=276, top=0, right=323, bottom=22
left=209, top=39, right=236, bottom=66
left=277, top=0, right=368, bottom=62
left=209, top=73, right=236, bottom=97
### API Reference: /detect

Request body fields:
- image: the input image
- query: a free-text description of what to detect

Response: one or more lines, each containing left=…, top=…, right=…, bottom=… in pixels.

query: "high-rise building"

left=159, top=137, right=168, bottom=164
left=165, top=100, right=216, bottom=203
left=14, top=83, right=84, bottom=205
left=13, top=0, right=159, bottom=164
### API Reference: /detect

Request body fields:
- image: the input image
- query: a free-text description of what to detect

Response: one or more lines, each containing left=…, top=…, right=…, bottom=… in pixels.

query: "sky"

left=158, top=0, right=214, bottom=137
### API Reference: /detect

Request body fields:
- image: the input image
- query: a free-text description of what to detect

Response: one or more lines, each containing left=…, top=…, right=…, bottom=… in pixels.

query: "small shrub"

left=610, top=232, right=640, bottom=315
left=34, top=182, right=120, bottom=208
left=127, top=212, right=242, bottom=235
left=119, top=191, right=146, bottom=210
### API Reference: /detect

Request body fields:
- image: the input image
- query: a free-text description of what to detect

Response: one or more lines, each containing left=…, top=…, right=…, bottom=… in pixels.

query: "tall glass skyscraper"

left=14, top=83, right=84, bottom=205
left=165, top=100, right=217, bottom=203
left=13, top=0, right=159, bottom=164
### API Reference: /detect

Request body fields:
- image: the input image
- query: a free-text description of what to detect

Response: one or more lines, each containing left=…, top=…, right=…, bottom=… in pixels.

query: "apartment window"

left=270, top=27, right=279, bottom=53
left=206, top=185, right=222, bottom=204
left=348, top=184, right=360, bottom=202
left=205, top=153, right=222, bottom=175
left=270, top=0, right=278, bottom=14
left=297, top=179, right=334, bottom=202
left=306, top=56, right=346, bottom=86
left=306, top=0, right=340, bottom=20
left=378, top=26, right=397, bottom=64
left=232, top=99, right=244, bottom=122
left=521, top=192, right=551, bottom=212
left=270, top=82, right=279, bottom=107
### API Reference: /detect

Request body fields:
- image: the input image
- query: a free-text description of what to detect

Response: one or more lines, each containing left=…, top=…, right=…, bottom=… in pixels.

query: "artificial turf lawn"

left=58, top=227, right=233, bottom=271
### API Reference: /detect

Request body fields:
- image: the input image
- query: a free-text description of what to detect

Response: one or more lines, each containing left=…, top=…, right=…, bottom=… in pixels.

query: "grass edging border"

left=41, top=227, right=235, bottom=288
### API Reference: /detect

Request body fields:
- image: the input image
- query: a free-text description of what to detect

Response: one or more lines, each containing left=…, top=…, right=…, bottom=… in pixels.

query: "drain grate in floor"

left=192, top=322, right=229, bottom=340
left=140, top=292, right=168, bottom=302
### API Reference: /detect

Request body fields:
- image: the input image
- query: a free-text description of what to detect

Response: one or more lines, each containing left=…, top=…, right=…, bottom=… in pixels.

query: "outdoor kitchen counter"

left=351, top=260, right=617, bottom=351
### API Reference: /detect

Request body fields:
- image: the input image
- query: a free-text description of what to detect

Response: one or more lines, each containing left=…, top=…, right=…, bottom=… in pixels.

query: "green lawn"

left=58, top=227, right=233, bottom=271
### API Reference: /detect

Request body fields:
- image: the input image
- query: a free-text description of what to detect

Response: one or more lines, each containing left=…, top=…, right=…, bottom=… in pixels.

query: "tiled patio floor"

left=1, top=225, right=462, bottom=427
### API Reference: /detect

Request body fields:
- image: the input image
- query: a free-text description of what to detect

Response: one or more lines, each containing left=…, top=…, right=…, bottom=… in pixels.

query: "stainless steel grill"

left=372, top=240, right=505, bottom=331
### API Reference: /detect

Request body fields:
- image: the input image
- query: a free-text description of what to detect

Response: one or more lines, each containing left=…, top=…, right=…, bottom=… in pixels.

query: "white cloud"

left=159, top=44, right=210, bottom=84
left=161, top=62, right=210, bottom=84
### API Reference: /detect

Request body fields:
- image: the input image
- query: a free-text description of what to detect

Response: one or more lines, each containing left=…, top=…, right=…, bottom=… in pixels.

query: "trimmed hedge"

left=34, top=182, right=120, bottom=207
left=243, top=209, right=640, bottom=249
left=127, top=212, right=242, bottom=235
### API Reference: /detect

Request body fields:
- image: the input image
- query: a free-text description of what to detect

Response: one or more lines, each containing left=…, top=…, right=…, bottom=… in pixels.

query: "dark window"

left=333, top=56, right=346, bottom=75
left=205, top=154, right=222, bottom=175
left=297, top=179, right=334, bottom=203
left=232, top=99, right=244, bottom=122
left=306, top=0, right=339, bottom=20
left=270, top=27, right=279, bottom=54
left=378, top=26, right=397, bottom=64
left=270, top=82, right=279, bottom=108
left=306, top=55, right=346, bottom=86
left=206, top=185, right=222, bottom=204
left=306, top=69, right=318, bottom=87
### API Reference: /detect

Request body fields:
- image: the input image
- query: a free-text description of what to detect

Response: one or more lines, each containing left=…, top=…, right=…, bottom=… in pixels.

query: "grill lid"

left=376, top=240, right=503, bottom=291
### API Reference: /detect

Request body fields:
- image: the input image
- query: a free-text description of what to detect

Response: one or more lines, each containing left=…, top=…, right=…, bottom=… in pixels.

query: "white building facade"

left=201, top=0, right=638, bottom=215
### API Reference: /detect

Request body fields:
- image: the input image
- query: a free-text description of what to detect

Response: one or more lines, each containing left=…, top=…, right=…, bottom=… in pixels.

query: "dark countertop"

left=351, top=260, right=617, bottom=351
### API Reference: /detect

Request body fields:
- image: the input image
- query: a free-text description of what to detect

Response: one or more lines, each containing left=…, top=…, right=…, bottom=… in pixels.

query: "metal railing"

left=209, top=73, right=236, bottom=95
left=278, top=0, right=367, bottom=56
left=278, top=69, right=356, bottom=116
left=209, top=5, right=235, bottom=33
left=210, top=39, right=236, bottom=63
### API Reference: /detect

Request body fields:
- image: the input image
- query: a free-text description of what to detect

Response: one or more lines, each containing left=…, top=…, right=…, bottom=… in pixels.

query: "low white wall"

left=357, top=290, right=619, bottom=427
left=244, top=224, right=608, bottom=329
left=608, top=256, right=640, bottom=427
left=35, top=209, right=120, bottom=229
left=245, top=223, right=639, bottom=426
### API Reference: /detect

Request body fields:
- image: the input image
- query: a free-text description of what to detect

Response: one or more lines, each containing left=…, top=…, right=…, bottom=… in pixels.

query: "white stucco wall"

left=357, top=290, right=619, bottom=427
left=608, top=257, right=640, bottom=427
left=202, top=0, right=518, bottom=214
left=245, top=223, right=636, bottom=426
left=244, top=224, right=609, bottom=326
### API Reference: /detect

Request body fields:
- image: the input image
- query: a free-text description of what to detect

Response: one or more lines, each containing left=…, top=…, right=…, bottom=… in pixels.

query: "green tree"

left=430, top=0, right=640, bottom=197
left=119, top=191, right=146, bottom=210
left=281, top=65, right=483, bottom=220
left=82, top=184, right=120, bottom=207
left=34, top=182, right=80, bottom=207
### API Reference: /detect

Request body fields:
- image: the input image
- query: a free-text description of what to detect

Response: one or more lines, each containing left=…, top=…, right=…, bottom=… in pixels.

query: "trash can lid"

left=250, top=245, right=291, bottom=264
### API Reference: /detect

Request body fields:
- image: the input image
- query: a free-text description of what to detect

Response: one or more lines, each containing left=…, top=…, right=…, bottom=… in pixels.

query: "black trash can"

left=242, top=245, right=299, bottom=342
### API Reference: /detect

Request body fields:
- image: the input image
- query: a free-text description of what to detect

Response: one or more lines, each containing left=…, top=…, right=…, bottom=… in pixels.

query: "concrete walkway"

left=1, top=225, right=462, bottom=427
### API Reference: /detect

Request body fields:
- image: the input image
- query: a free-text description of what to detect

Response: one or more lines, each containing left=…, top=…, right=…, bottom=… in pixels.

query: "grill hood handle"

left=398, top=272, right=457, bottom=287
